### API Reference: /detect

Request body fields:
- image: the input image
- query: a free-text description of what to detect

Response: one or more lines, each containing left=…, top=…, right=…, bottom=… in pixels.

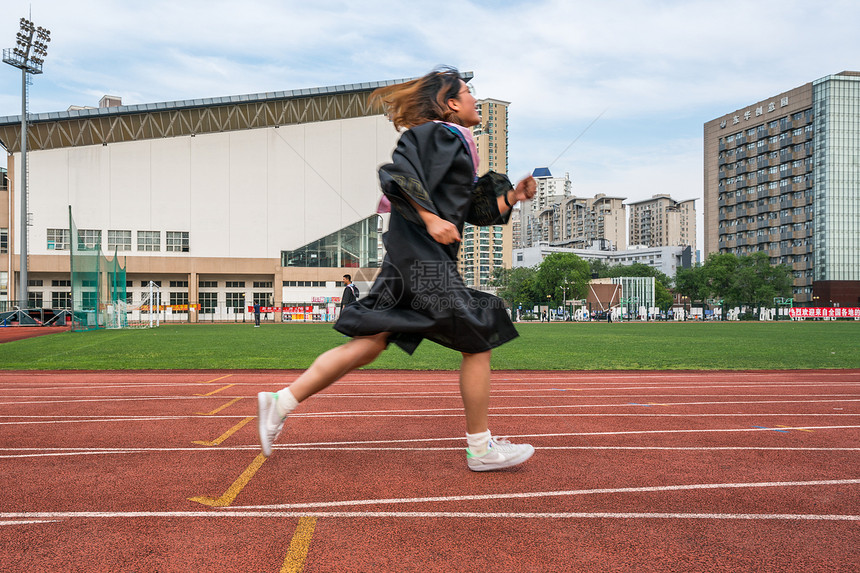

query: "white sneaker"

left=257, top=392, right=286, bottom=457
left=467, top=437, right=534, bottom=472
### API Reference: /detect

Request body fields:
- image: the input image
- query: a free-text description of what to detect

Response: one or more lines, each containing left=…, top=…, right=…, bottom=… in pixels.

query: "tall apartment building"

left=516, top=167, right=626, bottom=251
left=628, top=194, right=696, bottom=248
left=704, top=71, right=860, bottom=305
left=520, top=168, right=571, bottom=247
left=527, top=191, right=627, bottom=251
left=553, top=194, right=627, bottom=250
left=459, top=98, right=512, bottom=288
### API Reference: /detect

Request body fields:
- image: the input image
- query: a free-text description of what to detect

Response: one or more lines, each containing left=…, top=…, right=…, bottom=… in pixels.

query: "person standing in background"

left=341, top=275, right=359, bottom=310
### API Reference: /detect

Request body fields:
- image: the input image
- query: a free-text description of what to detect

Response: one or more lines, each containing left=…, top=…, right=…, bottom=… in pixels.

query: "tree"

left=682, top=252, right=793, bottom=307
left=491, top=266, right=539, bottom=310
left=674, top=264, right=707, bottom=303
left=732, top=251, right=793, bottom=307
left=534, top=253, right=591, bottom=307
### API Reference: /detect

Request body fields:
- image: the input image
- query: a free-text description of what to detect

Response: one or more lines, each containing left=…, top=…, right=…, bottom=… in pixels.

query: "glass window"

left=166, top=231, right=189, bottom=253
left=0, top=228, right=7, bottom=254
left=169, top=292, right=189, bottom=306
left=77, top=229, right=101, bottom=249
left=199, top=292, right=217, bottom=314
left=137, top=231, right=160, bottom=252
left=282, top=215, right=381, bottom=268
left=108, top=230, right=132, bottom=251
left=225, top=292, right=244, bottom=310
left=47, top=229, right=70, bottom=251
left=52, top=291, right=71, bottom=309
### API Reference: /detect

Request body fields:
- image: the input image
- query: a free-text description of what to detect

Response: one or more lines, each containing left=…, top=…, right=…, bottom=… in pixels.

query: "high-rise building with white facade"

left=520, top=168, right=571, bottom=247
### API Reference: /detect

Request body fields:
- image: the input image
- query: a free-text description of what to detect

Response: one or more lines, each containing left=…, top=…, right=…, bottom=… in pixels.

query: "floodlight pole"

left=3, top=18, right=51, bottom=308
left=19, top=67, right=28, bottom=307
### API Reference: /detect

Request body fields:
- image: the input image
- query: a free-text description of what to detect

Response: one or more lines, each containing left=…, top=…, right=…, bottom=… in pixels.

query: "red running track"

left=1, top=369, right=858, bottom=572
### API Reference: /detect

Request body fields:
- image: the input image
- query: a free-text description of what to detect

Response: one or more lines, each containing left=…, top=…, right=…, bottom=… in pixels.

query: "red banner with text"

left=789, top=307, right=860, bottom=319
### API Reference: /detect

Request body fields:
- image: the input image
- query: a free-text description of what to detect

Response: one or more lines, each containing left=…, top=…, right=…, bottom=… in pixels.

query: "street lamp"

left=3, top=17, right=51, bottom=308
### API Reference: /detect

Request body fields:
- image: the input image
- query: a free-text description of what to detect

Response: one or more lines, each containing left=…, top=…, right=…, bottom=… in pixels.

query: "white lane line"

left=3, top=442, right=860, bottom=459
left=230, top=479, right=860, bottom=511
left=0, top=520, right=61, bottom=526
left=0, top=417, right=201, bottom=425
left=8, top=390, right=860, bottom=397
left=0, top=379, right=860, bottom=398
left=3, top=446, right=859, bottom=459
left=0, top=511, right=856, bottom=521
left=1, top=413, right=858, bottom=427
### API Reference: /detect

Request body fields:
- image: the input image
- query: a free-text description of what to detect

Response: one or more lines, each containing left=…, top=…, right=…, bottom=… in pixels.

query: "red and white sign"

left=789, top=307, right=860, bottom=318
left=247, top=306, right=313, bottom=313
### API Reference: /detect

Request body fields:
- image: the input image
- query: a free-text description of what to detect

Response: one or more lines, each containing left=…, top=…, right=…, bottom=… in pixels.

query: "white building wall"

left=18, top=115, right=398, bottom=259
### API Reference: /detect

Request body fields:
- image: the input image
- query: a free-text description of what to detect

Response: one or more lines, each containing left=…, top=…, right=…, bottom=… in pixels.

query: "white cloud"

left=2, top=0, right=859, bottom=255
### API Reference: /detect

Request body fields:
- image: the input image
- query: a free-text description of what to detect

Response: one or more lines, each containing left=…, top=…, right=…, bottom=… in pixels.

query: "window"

left=140, top=281, right=162, bottom=287
left=137, top=231, right=160, bottom=252
left=169, top=292, right=189, bottom=306
left=253, top=281, right=273, bottom=289
left=282, top=281, right=326, bottom=287
left=169, top=281, right=188, bottom=288
left=225, top=292, right=244, bottom=311
left=77, top=229, right=102, bottom=249
left=281, top=215, right=381, bottom=268
left=52, top=291, right=71, bottom=309
left=52, top=279, right=71, bottom=287
left=0, top=228, right=7, bottom=254
left=28, top=291, right=43, bottom=308
left=166, top=231, right=189, bottom=253
left=108, top=230, right=132, bottom=251
left=225, top=281, right=245, bottom=288
left=199, top=292, right=218, bottom=314
left=47, top=229, right=70, bottom=251
left=253, top=292, right=270, bottom=305
left=198, top=280, right=218, bottom=288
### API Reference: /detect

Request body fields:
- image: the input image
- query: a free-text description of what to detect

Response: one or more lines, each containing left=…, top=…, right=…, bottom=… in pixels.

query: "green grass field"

left=0, top=321, right=857, bottom=371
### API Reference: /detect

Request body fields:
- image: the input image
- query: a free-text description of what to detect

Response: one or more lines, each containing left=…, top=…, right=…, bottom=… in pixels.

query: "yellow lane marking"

left=199, top=374, right=233, bottom=385
left=192, top=416, right=254, bottom=446
left=188, top=453, right=268, bottom=507
left=194, top=384, right=236, bottom=397
left=281, top=517, right=317, bottom=573
left=196, top=397, right=243, bottom=416
left=776, top=425, right=815, bottom=433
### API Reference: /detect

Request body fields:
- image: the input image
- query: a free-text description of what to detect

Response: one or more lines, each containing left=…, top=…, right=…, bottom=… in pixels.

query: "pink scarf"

left=434, top=120, right=480, bottom=176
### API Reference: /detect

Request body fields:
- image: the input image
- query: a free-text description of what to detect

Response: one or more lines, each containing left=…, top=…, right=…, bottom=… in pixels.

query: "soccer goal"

left=126, top=282, right=162, bottom=328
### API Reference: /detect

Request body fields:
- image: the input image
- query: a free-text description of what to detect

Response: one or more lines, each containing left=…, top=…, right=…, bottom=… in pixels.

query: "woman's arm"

left=404, top=194, right=462, bottom=245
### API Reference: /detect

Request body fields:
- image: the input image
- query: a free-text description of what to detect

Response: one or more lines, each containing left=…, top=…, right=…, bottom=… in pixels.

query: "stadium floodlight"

left=3, top=18, right=51, bottom=308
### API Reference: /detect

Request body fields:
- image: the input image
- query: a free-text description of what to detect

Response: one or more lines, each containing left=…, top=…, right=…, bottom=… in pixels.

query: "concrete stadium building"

left=0, top=75, right=481, bottom=321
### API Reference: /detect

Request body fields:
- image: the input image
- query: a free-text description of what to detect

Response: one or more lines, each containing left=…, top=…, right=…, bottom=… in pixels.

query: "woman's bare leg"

left=287, top=332, right=389, bottom=402
left=459, top=350, right=491, bottom=434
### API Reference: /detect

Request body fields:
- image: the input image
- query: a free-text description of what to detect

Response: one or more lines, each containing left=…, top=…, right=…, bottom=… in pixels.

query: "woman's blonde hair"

left=370, top=67, right=465, bottom=130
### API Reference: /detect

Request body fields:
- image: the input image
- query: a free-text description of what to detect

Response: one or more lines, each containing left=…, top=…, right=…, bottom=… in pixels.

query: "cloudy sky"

left=2, top=0, right=859, bottom=252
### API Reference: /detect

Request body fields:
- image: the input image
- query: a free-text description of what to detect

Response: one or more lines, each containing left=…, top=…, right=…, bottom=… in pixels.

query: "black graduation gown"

left=334, top=121, right=519, bottom=355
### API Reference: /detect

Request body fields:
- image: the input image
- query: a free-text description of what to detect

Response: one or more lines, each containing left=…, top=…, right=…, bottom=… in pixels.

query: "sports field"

left=1, top=323, right=857, bottom=572
left=0, top=321, right=858, bottom=370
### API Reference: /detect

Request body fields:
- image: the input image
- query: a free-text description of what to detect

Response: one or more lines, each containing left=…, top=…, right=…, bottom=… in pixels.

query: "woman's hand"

left=424, top=215, right=462, bottom=245
left=510, top=175, right=536, bottom=203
